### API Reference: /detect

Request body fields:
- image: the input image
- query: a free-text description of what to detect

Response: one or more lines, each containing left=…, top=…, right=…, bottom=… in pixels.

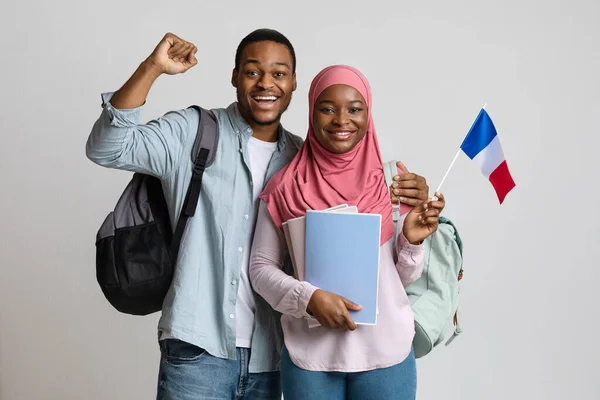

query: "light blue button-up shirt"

left=86, top=93, right=303, bottom=372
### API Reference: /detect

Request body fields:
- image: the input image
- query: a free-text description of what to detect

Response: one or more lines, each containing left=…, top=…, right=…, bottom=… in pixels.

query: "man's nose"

left=257, top=74, right=274, bottom=90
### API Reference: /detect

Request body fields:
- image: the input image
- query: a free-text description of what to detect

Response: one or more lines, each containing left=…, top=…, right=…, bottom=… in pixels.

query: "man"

left=86, top=29, right=429, bottom=399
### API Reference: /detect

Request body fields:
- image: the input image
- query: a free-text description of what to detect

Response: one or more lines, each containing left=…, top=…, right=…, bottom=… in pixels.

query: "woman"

left=249, top=65, right=445, bottom=399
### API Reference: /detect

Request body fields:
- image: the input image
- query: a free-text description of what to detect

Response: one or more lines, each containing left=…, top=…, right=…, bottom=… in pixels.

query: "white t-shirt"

left=235, top=136, right=278, bottom=348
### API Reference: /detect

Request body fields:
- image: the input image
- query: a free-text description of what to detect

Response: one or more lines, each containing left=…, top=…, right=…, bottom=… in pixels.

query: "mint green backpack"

left=384, top=161, right=464, bottom=358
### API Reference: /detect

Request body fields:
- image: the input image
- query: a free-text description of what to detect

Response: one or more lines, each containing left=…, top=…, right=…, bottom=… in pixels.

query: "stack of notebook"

left=282, top=205, right=381, bottom=328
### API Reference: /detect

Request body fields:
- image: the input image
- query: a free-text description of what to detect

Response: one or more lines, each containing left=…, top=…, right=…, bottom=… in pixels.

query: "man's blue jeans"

left=280, top=346, right=417, bottom=400
left=156, top=339, right=281, bottom=400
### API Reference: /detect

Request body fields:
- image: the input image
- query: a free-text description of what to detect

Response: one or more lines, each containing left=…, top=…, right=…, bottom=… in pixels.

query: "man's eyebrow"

left=242, top=59, right=291, bottom=69
left=272, top=61, right=291, bottom=69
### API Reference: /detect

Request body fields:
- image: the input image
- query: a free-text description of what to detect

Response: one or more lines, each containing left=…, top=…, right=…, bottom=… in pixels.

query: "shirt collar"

left=226, top=102, right=288, bottom=150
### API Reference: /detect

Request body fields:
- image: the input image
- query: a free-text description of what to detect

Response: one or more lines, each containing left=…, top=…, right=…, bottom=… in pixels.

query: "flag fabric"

left=460, top=109, right=515, bottom=204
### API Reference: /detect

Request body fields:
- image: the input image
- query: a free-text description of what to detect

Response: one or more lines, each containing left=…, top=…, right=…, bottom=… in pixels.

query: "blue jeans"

left=280, top=346, right=417, bottom=400
left=156, top=339, right=281, bottom=400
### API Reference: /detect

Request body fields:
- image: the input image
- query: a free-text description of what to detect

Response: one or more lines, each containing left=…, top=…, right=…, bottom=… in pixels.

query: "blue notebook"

left=304, top=210, right=381, bottom=325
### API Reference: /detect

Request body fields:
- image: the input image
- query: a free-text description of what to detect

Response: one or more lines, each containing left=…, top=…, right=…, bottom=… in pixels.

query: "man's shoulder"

left=281, top=128, right=304, bottom=151
left=207, top=106, right=232, bottom=121
left=168, top=104, right=227, bottom=139
left=170, top=104, right=228, bottom=121
left=156, top=105, right=202, bottom=133
left=207, top=103, right=246, bottom=135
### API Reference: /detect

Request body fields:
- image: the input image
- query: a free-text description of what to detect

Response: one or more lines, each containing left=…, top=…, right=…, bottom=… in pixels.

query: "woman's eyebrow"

left=318, top=99, right=364, bottom=104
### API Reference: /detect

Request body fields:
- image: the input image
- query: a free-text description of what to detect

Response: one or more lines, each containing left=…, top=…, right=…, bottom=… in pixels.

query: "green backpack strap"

left=383, top=160, right=400, bottom=223
left=438, top=216, right=464, bottom=346
left=439, top=216, right=463, bottom=256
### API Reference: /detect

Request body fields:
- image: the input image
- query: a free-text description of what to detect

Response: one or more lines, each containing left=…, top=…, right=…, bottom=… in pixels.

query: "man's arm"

left=110, top=32, right=198, bottom=109
left=108, top=60, right=162, bottom=110
left=387, top=161, right=430, bottom=206
left=86, top=33, right=199, bottom=179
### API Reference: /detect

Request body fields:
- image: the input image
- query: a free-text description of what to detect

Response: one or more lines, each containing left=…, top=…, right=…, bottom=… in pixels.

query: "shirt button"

left=239, top=148, right=243, bottom=153
left=238, top=247, right=243, bottom=252
left=231, top=279, right=237, bottom=285
left=244, top=214, right=249, bottom=220
left=229, top=314, right=235, bottom=319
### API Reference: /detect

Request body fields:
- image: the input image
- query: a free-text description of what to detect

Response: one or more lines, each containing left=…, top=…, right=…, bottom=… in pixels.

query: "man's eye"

left=246, top=71, right=258, bottom=76
left=274, top=72, right=286, bottom=78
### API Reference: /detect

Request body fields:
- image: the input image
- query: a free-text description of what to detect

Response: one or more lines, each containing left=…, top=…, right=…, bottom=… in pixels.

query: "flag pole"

left=434, top=149, right=461, bottom=196
left=431, top=103, right=487, bottom=201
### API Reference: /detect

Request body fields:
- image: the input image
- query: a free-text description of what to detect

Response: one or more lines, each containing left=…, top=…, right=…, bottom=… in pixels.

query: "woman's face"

left=312, top=84, right=368, bottom=154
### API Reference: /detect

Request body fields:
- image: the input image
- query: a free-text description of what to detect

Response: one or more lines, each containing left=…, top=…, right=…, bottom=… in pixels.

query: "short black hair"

left=235, top=28, right=296, bottom=73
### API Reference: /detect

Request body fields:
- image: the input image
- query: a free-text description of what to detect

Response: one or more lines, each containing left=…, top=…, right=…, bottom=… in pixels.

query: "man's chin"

left=250, top=112, right=281, bottom=126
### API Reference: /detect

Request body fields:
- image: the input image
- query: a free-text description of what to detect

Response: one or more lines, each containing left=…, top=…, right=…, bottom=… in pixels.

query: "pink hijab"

left=260, top=65, right=394, bottom=245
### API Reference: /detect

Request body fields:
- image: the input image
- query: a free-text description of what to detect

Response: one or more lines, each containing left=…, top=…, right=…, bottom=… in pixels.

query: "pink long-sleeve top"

left=249, top=201, right=424, bottom=373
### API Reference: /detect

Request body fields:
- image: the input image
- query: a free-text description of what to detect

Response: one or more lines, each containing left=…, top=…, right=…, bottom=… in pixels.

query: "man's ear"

left=231, top=68, right=238, bottom=88
left=292, top=73, right=297, bottom=92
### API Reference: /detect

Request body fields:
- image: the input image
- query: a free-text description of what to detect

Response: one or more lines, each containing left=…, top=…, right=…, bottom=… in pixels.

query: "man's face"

left=232, top=41, right=297, bottom=128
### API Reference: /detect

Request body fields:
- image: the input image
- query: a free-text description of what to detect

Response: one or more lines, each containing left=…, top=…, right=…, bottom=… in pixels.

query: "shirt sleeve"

left=85, top=92, right=198, bottom=179
left=249, top=201, right=318, bottom=319
left=394, top=213, right=425, bottom=286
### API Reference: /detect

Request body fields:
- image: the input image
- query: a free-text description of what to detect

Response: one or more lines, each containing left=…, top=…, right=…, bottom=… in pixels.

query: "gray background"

left=1, top=0, right=598, bottom=399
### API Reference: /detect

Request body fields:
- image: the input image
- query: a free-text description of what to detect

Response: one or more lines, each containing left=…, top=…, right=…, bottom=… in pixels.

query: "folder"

left=282, top=204, right=354, bottom=281
left=304, top=210, right=381, bottom=325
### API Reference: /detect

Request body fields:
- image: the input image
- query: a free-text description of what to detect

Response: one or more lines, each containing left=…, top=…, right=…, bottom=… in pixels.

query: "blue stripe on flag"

left=460, top=109, right=498, bottom=159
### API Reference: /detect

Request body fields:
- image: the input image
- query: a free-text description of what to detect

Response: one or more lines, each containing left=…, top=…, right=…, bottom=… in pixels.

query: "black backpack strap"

left=171, top=106, right=219, bottom=264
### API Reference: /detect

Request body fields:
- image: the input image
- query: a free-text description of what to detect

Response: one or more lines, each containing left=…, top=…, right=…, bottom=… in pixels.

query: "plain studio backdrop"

left=1, top=0, right=598, bottom=399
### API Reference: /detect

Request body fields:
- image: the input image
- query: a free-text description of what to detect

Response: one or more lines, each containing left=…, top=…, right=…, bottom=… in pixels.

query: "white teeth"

left=330, top=131, right=352, bottom=136
left=254, top=96, right=277, bottom=101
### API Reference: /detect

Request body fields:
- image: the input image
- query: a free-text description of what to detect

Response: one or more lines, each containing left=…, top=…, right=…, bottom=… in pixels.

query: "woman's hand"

left=402, top=192, right=446, bottom=245
left=306, top=289, right=362, bottom=331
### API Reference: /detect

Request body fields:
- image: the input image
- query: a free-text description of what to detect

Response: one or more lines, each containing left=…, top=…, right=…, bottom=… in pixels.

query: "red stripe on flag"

left=488, top=160, right=515, bottom=204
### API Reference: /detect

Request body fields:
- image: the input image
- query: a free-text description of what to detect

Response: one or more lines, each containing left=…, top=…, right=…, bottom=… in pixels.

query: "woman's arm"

left=395, top=213, right=425, bottom=286
left=249, top=201, right=318, bottom=319
left=396, top=192, right=446, bottom=286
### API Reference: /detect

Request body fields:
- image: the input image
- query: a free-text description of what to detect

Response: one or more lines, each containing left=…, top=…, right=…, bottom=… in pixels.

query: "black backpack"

left=94, top=106, right=219, bottom=315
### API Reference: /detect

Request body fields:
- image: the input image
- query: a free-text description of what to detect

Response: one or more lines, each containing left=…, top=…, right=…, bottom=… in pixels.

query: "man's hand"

left=390, top=161, right=430, bottom=206
left=147, top=33, right=198, bottom=76
left=307, top=289, right=362, bottom=331
left=110, top=33, right=199, bottom=109
left=403, top=192, right=446, bottom=245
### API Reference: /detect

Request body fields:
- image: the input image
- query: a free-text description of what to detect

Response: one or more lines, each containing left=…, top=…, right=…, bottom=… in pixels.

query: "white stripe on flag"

left=472, top=135, right=505, bottom=178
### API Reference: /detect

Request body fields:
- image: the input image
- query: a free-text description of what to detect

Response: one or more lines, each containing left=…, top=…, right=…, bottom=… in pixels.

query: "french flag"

left=460, top=109, right=515, bottom=204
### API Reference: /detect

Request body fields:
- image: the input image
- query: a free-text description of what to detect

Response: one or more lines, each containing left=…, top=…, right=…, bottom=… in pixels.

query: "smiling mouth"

left=327, top=130, right=356, bottom=141
left=251, top=95, right=280, bottom=109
